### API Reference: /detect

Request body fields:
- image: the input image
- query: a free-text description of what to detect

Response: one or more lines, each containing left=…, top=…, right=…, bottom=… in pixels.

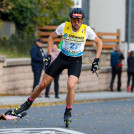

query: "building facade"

left=72, top=0, right=134, bottom=51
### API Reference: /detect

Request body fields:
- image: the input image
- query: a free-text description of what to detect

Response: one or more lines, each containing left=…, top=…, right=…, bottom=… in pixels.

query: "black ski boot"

left=13, top=98, right=33, bottom=115
left=64, top=108, right=72, bottom=128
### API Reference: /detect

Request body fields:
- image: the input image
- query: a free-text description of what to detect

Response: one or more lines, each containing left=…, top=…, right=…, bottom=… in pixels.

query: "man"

left=7, top=8, right=103, bottom=127
left=30, top=38, right=45, bottom=92
left=110, top=46, right=124, bottom=92
left=45, top=43, right=60, bottom=98
left=127, top=51, right=134, bottom=92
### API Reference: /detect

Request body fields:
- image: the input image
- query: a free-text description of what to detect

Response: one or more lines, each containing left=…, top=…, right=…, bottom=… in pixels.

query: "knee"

left=67, top=83, right=75, bottom=91
left=67, top=84, right=75, bottom=96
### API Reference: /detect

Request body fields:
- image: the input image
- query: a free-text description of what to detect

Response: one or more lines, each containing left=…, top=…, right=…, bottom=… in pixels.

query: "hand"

left=45, top=55, right=51, bottom=67
left=91, top=58, right=99, bottom=73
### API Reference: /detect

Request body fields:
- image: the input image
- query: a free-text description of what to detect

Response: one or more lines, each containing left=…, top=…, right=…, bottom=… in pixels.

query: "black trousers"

left=127, top=72, right=134, bottom=92
left=110, top=67, right=122, bottom=91
left=32, top=68, right=42, bottom=92
left=45, top=74, right=60, bottom=97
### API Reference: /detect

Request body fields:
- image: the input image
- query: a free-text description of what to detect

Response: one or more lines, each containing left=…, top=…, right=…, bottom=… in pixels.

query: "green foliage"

left=0, top=35, right=35, bottom=58
left=3, top=35, right=8, bottom=40
left=0, top=0, right=74, bottom=38
left=0, top=20, right=3, bottom=30
left=0, top=0, right=74, bottom=58
left=0, top=0, right=14, bottom=12
left=36, top=0, right=74, bottom=26
left=8, top=0, right=39, bottom=38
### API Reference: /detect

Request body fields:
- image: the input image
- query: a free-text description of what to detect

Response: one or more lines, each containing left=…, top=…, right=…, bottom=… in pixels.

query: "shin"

left=66, top=75, right=78, bottom=107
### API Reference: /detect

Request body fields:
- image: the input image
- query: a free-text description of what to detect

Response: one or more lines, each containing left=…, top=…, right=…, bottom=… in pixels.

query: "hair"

left=53, top=42, right=59, bottom=47
left=129, top=51, right=134, bottom=56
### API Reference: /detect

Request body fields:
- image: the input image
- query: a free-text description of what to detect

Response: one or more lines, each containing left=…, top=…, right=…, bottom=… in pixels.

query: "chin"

left=74, top=26, right=80, bottom=30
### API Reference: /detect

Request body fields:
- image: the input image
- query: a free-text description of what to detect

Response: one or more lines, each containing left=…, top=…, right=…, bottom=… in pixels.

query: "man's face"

left=36, top=41, right=43, bottom=47
left=71, top=18, right=83, bottom=31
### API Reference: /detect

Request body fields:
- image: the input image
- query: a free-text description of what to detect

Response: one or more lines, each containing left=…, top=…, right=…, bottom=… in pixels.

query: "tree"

left=0, top=0, right=74, bottom=38
left=0, top=0, right=13, bottom=12
left=0, top=0, right=13, bottom=30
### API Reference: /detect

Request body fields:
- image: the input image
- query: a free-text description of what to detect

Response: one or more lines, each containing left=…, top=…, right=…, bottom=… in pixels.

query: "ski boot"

left=0, top=109, right=27, bottom=120
left=13, top=98, right=33, bottom=115
left=64, top=108, right=72, bottom=128
left=0, top=98, right=33, bottom=120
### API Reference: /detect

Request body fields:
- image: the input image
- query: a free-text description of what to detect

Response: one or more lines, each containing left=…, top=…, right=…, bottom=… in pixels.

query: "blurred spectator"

left=30, top=38, right=45, bottom=92
left=127, top=51, right=134, bottom=93
left=45, top=43, right=60, bottom=98
left=110, top=46, right=124, bottom=92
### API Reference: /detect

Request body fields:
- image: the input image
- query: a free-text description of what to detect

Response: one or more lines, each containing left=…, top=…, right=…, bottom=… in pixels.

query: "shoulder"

left=86, top=26, right=96, bottom=40
left=111, top=51, right=117, bottom=55
left=86, top=26, right=93, bottom=31
left=31, top=45, right=37, bottom=50
left=56, top=23, right=65, bottom=35
left=57, top=23, right=65, bottom=30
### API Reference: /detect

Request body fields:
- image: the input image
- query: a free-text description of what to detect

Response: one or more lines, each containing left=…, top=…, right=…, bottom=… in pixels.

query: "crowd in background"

left=110, top=46, right=134, bottom=93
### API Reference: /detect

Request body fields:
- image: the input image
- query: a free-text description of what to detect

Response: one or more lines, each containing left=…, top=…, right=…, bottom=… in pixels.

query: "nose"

left=74, top=19, right=79, bottom=24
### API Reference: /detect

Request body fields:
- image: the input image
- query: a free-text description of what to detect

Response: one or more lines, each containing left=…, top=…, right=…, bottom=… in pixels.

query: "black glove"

left=91, top=58, right=99, bottom=73
left=45, top=55, right=51, bottom=67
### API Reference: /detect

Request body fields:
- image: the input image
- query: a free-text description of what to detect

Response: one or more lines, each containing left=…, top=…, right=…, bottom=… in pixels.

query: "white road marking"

left=0, top=128, right=85, bottom=134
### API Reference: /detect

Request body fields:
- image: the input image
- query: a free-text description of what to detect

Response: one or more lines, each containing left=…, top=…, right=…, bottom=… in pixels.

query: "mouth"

left=74, top=25, right=79, bottom=28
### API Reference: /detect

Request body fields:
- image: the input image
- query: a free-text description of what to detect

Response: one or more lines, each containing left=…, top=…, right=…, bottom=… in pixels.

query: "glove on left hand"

left=45, top=55, right=51, bottom=67
left=91, top=58, right=99, bottom=73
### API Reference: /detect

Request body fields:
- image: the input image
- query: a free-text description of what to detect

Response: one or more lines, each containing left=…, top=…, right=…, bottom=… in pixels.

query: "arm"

left=91, top=36, right=103, bottom=74
left=93, top=35, right=103, bottom=58
left=47, top=31, right=59, bottom=55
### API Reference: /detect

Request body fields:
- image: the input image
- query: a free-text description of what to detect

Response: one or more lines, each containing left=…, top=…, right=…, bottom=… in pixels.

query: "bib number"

left=70, top=43, right=78, bottom=50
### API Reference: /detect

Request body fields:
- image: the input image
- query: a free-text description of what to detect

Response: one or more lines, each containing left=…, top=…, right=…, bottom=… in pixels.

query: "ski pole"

left=93, top=68, right=98, bottom=77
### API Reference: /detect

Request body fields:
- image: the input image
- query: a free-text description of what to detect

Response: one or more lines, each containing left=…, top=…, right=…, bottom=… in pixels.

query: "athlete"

left=7, top=8, right=103, bottom=127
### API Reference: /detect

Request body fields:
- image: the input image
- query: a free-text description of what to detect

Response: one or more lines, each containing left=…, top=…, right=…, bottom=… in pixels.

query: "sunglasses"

left=71, top=18, right=83, bottom=23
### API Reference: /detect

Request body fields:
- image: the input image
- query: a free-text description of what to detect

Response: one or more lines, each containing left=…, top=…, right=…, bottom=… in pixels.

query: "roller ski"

left=0, top=98, right=33, bottom=120
left=64, top=108, right=72, bottom=128
left=0, top=109, right=27, bottom=120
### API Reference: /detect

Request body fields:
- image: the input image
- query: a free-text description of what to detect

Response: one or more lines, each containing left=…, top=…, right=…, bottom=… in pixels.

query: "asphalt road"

left=0, top=100, right=134, bottom=134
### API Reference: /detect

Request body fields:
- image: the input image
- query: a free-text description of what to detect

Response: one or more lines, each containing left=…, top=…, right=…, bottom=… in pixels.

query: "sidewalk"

left=1, top=91, right=134, bottom=106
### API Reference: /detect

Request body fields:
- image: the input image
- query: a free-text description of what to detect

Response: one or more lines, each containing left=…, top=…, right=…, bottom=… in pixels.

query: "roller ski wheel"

left=5, top=109, right=27, bottom=118
left=0, top=109, right=27, bottom=120
left=64, top=114, right=72, bottom=128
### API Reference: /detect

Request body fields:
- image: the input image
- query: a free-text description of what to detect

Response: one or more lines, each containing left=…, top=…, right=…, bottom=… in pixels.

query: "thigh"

left=68, top=59, right=82, bottom=79
left=132, top=73, right=134, bottom=80
left=128, top=72, right=131, bottom=80
left=46, top=53, right=65, bottom=78
left=117, top=68, right=122, bottom=79
left=112, top=67, right=116, bottom=77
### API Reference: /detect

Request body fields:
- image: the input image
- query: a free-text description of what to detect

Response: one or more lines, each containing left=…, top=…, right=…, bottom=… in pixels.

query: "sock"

left=65, top=106, right=72, bottom=113
left=28, top=97, right=35, bottom=102
left=66, top=106, right=72, bottom=109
